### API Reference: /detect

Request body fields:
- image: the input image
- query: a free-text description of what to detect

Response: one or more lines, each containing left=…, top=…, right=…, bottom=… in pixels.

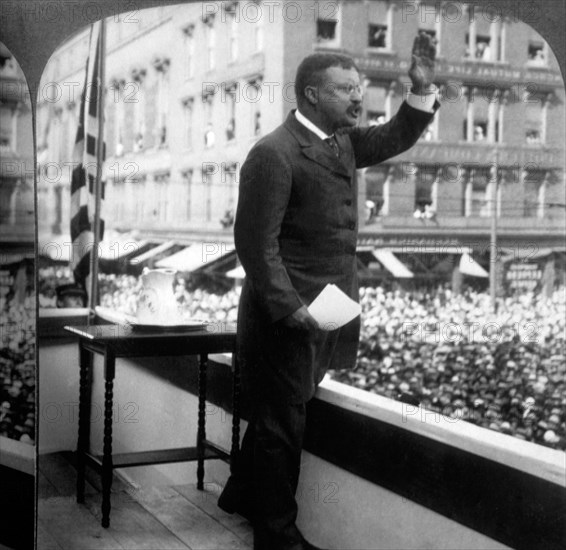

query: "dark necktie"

left=325, top=135, right=340, bottom=158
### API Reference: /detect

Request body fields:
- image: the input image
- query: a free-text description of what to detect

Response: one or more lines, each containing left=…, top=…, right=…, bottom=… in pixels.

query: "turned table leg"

left=197, top=353, right=208, bottom=490
left=77, top=342, right=93, bottom=504
left=101, top=350, right=116, bottom=528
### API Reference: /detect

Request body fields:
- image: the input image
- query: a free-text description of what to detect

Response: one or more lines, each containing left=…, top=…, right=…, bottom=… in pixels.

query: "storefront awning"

left=156, top=243, right=235, bottom=272
left=225, top=265, right=246, bottom=279
left=38, top=234, right=72, bottom=262
left=372, top=249, right=414, bottom=278
left=38, top=232, right=148, bottom=263
left=386, top=246, right=473, bottom=254
left=459, top=252, right=489, bottom=278
left=499, top=247, right=554, bottom=262
left=99, top=237, right=149, bottom=261
left=0, top=253, right=34, bottom=265
left=129, top=241, right=177, bottom=265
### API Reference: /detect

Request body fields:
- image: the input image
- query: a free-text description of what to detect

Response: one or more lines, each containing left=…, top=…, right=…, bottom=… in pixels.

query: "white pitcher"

left=136, top=267, right=181, bottom=325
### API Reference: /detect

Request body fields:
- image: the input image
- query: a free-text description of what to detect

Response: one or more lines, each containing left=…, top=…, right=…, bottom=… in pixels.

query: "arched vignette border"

left=0, top=1, right=564, bottom=549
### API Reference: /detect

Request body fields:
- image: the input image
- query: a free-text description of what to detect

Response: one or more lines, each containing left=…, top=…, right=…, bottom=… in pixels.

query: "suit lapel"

left=284, top=111, right=353, bottom=179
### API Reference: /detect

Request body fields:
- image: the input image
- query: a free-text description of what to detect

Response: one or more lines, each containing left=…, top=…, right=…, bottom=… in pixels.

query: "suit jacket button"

left=348, top=222, right=356, bottom=230
left=344, top=199, right=352, bottom=206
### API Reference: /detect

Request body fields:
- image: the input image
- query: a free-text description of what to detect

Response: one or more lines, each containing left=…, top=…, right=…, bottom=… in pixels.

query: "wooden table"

left=64, top=323, right=240, bottom=528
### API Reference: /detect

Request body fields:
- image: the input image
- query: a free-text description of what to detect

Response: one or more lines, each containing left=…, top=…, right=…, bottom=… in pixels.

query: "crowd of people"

left=1, top=263, right=35, bottom=444
left=330, top=286, right=565, bottom=450
left=37, top=268, right=565, bottom=450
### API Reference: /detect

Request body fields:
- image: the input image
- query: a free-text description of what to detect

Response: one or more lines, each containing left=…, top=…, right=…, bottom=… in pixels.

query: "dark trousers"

left=222, top=396, right=307, bottom=549
left=224, top=292, right=350, bottom=549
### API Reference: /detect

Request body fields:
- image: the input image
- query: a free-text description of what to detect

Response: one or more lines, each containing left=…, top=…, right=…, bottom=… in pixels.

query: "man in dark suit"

left=219, top=35, right=439, bottom=550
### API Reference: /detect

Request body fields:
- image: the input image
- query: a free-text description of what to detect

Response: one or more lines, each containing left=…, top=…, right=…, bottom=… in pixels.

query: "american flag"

left=70, top=21, right=106, bottom=288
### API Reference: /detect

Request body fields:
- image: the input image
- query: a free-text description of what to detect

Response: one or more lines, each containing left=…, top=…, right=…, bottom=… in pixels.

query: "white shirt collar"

left=295, top=109, right=331, bottom=140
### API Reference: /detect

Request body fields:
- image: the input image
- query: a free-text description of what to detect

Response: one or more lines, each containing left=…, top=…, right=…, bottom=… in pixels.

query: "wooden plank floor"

left=38, top=453, right=253, bottom=550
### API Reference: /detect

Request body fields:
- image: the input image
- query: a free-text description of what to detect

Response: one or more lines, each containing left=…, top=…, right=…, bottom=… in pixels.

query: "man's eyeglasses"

left=329, top=83, right=363, bottom=96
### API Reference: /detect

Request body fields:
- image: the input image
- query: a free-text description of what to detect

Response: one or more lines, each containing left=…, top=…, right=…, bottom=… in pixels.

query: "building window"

left=0, top=106, right=14, bottom=151
left=420, top=118, right=438, bottom=142
left=133, top=176, right=147, bottom=223
left=364, top=165, right=392, bottom=221
left=467, top=120, right=487, bottom=142
left=465, top=6, right=504, bottom=62
left=316, top=3, right=340, bottom=46
left=224, top=163, right=238, bottom=211
left=44, top=109, right=61, bottom=168
left=182, top=97, right=194, bottom=150
left=229, top=14, right=238, bottom=61
left=182, top=24, right=195, bottom=79
left=419, top=84, right=440, bottom=141
left=464, top=167, right=492, bottom=217
left=221, top=163, right=238, bottom=228
left=364, top=82, right=392, bottom=125
left=414, top=165, right=438, bottom=214
left=525, top=91, right=549, bottom=145
left=254, top=111, right=261, bottom=136
left=368, top=24, right=387, bottom=48
left=204, top=14, right=215, bottom=70
left=203, top=91, right=215, bottom=148
left=224, top=1, right=238, bottom=17
left=110, top=78, right=125, bottom=156
left=182, top=169, right=193, bottom=221
left=154, top=172, right=170, bottom=223
left=463, top=87, right=501, bottom=143
left=523, top=169, right=546, bottom=218
left=525, top=129, right=541, bottom=144
left=153, top=56, right=170, bottom=148
left=367, top=1, right=392, bottom=50
left=131, top=67, right=146, bottom=153
left=112, top=179, right=126, bottom=220
left=220, top=209, right=235, bottom=229
left=65, top=101, right=77, bottom=160
left=255, top=18, right=264, bottom=51
left=205, top=127, right=215, bottom=148
left=466, top=34, right=491, bottom=60
left=248, top=78, right=262, bottom=136
left=317, top=19, right=337, bottom=41
left=225, top=84, right=237, bottom=142
left=527, top=41, right=547, bottom=66
left=202, top=165, right=214, bottom=222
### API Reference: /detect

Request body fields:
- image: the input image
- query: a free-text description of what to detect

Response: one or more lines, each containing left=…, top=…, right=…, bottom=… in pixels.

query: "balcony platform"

left=38, top=315, right=565, bottom=550
left=38, top=452, right=253, bottom=550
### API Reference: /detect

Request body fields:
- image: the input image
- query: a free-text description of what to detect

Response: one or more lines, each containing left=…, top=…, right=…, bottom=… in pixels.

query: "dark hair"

left=294, top=53, right=359, bottom=105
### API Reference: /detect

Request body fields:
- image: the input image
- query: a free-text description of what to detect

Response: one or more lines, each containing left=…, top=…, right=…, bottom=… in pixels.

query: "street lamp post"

left=489, top=148, right=499, bottom=312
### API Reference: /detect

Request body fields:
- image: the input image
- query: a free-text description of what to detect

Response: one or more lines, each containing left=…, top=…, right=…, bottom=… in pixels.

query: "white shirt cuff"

left=406, top=85, right=438, bottom=113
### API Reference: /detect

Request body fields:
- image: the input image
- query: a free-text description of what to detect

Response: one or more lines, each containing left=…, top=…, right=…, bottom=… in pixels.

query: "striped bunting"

left=70, top=21, right=106, bottom=287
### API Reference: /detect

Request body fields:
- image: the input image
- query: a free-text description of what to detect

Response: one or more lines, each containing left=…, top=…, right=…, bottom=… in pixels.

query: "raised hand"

left=409, top=31, right=437, bottom=94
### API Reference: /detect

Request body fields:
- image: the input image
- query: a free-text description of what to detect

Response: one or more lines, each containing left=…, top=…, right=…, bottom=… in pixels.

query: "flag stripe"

left=88, top=38, right=100, bottom=119
left=70, top=205, right=91, bottom=238
left=72, top=230, right=95, bottom=284
left=86, top=135, right=96, bottom=157
left=70, top=165, right=86, bottom=195
left=70, top=21, right=106, bottom=288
